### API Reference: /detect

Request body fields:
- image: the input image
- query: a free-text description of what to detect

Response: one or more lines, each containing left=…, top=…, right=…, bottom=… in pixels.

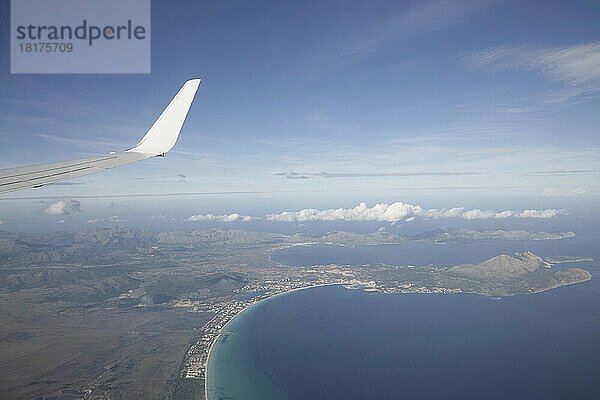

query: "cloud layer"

left=275, top=171, right=309, bottom=180
left=266, top=202, right=566, bottom=223
left=541, top=188, right=588, bottom=197
left=469, top=42, right=600, bottom=85
left=186, top=213, right=253, bottom=222
left=468, top=42, right=600, bottom=103
left=43, top=199, right=81, bottom=215
left=305, top=0, right=500, bottom=71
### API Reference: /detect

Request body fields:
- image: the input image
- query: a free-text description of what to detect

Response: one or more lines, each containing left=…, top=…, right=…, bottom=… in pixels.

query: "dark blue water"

left=209, top=237, right=600, bottom=400
left=245, top=285, right=599, bottom=400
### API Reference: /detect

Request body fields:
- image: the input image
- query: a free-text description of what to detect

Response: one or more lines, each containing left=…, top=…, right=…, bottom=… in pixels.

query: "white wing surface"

left=0, top=79, right=201, bottom=194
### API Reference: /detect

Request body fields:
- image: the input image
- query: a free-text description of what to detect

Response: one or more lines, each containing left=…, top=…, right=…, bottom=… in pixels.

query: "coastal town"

left=180, top=278, right=348, bottom=386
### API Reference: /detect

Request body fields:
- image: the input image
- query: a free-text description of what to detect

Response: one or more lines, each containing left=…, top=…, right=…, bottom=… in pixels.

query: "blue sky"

left=1, top=0, right=599, bottom=230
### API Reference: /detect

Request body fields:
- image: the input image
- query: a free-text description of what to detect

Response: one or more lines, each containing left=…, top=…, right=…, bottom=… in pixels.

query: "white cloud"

left=468, top=42, right=600, bottom=102
left=186, top=213, right=254, bottom=222
left=460, top=209, right=504, bottom=220
left=516, top=209, right=566, bottom=219
left=304, top=0, right=500, bottom=72
left=43, top=199, right=81, bottom=215
left=542, top=188, right=588, bottom=197
left=87, top=219, right=99, bottom=224
left=469, top=43, right=600, bottom=85
left=266, top=202, right=566, bottom=223
left=396, top=0, right=500, bottom=36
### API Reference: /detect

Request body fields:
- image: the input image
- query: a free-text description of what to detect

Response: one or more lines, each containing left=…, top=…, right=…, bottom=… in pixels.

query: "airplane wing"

left=0, top=79, right=201, bottom=194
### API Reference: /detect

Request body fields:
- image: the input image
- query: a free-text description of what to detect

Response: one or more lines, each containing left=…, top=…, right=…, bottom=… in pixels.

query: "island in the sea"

left=0, top=226, right=592, bottom=399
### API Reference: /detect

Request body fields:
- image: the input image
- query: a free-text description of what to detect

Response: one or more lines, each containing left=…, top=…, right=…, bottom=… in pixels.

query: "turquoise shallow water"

left=206, top=302, right=288, bottom=400
left=207, top=238, right=600, bottom=400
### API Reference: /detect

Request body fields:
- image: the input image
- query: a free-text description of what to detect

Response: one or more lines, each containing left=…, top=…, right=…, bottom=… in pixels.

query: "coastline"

left=198, top=269, right=593, bottom=399
left=204, top=281, right=600, bottom=400
left=203, top=283, right=340, bottom=400
left=195, top=246, right=594, bottom=399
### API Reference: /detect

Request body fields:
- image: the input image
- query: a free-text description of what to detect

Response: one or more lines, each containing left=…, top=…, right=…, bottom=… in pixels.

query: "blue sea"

left=207, top=237, right=600, bottom=400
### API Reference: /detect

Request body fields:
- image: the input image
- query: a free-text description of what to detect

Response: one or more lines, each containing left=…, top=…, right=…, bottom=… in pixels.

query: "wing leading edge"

left=0, top=79, right=201, bottom=194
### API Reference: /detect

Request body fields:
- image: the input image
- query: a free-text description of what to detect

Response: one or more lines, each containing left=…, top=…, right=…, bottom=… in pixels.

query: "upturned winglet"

left=128, top=78, right=201, bottom=155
